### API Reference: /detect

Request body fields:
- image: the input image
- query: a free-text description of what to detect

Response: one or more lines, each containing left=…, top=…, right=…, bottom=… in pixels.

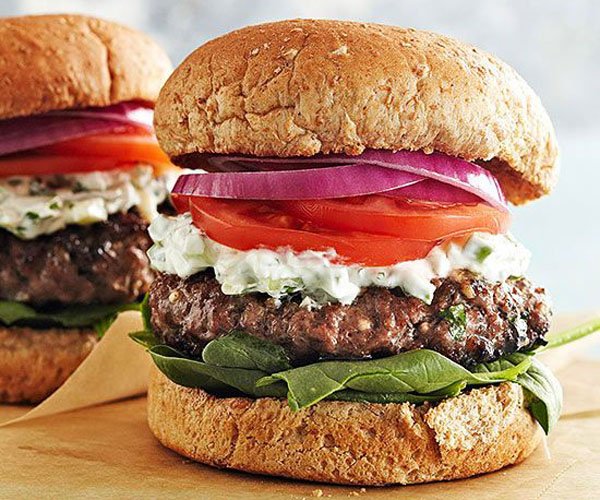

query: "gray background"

left=2, top=0, right=599, bottom=313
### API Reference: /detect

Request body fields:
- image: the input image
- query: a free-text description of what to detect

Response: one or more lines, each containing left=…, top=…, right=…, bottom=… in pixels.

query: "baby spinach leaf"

left=330, top=390, right=443, bottom=404
left=94, top=315, right=119, bottom=338
left=541, top=316, right=600, bottom=351
left=475, top=353, right=562, bottom=434
left=202, top=330, right=292, bottom=372
left=0, top=300, right=140, bottom=337
left=149, top=345, right=237, bottom=393
left=515, top=357, right=563, bottom=434
left=140, top=293, right=152, bottom=332
left=130, top=330, right=160, bottom=349
left=0, top=301, right=43, bottom=325
left=427, top=380, right=468, bottom=397
left=332, top=379, right=468, bottom=404
left=258, top=349, right=531, bottom=411
left=473, top=352, right=531, bottom=376
left=148, top=344, right=288, bottom=398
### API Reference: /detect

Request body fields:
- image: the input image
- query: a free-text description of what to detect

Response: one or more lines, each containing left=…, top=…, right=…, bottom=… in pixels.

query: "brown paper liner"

left=0, top=311, right=148, bottom=426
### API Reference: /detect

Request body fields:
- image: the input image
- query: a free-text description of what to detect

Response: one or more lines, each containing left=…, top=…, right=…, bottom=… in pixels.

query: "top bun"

left=156, top=19, right=558, bottom=204
left=0, top=14, right=172, bottom=119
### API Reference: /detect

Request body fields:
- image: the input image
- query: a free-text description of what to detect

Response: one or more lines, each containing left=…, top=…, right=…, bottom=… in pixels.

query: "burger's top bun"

left=0, top=14, right=172, bottom=120
left=156, top=19, right=558, bottom=204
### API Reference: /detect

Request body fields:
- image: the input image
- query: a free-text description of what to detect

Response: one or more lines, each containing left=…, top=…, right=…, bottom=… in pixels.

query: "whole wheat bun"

left=0, top=14, right=172, bottom=120
left=155, top=19, right=558, bottom=204
left=0, top=325, right=97, bottom=404
left=148, top=368, right=542, bottom=486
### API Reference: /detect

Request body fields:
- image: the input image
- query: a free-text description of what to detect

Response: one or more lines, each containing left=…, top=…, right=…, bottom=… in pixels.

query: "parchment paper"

left=0, top=311, right=149, bottom=426
left=0, top=313, right=598, bottom=498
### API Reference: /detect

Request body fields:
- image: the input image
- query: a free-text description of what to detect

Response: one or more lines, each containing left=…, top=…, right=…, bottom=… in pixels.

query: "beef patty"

left=149, top=270, right=551, bottom=368
left=0, top=211, right=153, bottom=306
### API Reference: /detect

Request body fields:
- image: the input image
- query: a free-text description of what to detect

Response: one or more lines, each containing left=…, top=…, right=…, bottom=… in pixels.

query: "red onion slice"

left=383, top=179, right=483, bottom=204
left=173, top=164, right=424, bottom=200
left=0, top=102, right=154, bottom=157
left=47, top=102, right=154, bottom=131
left=201, top=150, right=507, bottom=211
left=357, top=150, right=507, bottom=211
left=207, top=159, right=482, bottom=204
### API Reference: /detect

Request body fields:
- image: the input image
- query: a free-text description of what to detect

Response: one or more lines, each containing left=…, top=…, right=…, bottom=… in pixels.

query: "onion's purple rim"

left=0, top=102, right=154, bottom=157
left=174, top=149, right=508, bottom=211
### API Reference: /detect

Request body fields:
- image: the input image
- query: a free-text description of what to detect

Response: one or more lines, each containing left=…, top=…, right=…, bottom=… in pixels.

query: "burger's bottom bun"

left=0, top=326, right=97, bottom=404
left=148, top=367, right=542, bottom=486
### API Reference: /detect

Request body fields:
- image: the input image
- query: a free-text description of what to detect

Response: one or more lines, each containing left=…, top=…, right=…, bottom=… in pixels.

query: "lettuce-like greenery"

left=542, top=317, right=600, bottom=350
left=132, top=309, right=600, bottom=435
left=256, top=349, right=531, bottom=411
left=0, top=300, right=141, bottom=337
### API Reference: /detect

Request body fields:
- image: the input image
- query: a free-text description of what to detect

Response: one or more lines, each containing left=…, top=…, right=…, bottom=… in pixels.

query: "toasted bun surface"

left=0, top=325, right=97, bottom=404
left=0, top=14, right=172, bottom=119
left=148, top=368, right=541, bottom=486
left=156, top=19, right=557, bottom=204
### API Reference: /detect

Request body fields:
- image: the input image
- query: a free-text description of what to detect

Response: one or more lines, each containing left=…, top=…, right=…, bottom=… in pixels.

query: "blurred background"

left=1, top=0, right=598, bottom=312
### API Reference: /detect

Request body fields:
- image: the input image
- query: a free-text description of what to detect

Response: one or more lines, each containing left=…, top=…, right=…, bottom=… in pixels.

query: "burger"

left=0, top=14, right=173, bottom=404
left=134, top=20, right=596, bottom=485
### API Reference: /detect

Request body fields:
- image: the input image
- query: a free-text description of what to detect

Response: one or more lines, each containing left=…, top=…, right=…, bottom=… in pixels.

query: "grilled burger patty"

left=149, top=270, right=551, bottom=368
left=0, top=211, right=153, bottom=306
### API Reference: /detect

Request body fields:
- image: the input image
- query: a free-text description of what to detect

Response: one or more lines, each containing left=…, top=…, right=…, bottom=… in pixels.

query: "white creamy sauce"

left=148, top=213, right=531, bottom=306
left=0, top=165, right=171, bottom=239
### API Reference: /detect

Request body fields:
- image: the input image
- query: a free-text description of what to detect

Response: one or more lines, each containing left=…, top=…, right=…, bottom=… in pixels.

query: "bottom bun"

left=0, top=325, right=97, bottom=404
left=148, top=367, right=542, bottom=486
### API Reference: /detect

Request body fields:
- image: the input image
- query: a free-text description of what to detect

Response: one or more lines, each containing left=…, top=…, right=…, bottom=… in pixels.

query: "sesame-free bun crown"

left=0, top=14, right=172, bottom=119
left=156, top=19, right=558, bottom=204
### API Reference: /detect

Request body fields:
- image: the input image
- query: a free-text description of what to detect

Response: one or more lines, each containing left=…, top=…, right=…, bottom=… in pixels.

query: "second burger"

left=0, top=14, right=175, bottom=403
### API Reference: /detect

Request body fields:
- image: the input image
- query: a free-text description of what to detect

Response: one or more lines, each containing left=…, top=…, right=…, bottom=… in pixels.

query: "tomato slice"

left=0, top=131, right=173, bottom=177
left=0, top=155, right=139, bottom=176
left=174, top=195, right=439, bottom=266
left=277, top=195, right=510, bottom=240
left=38, top=132, right=171, bottom=166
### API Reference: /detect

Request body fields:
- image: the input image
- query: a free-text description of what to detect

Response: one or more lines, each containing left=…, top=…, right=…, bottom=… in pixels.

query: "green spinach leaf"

left=257, top=349, right=531, bottom=411
left=148, top=344, right=288, bottom=398
left=130, top=329, right=160, bottom=349
left=140, top=293, right=152, bottom=332
left=515, top=357, right=563, bottom=434
left=541, top=316, right=600, bottom=351
left=202, top=330, right=292, bottom=372
left=94, top=315, right=119, bottom=338
left=330, top=379, right=468, bottom=405
left=474, top=353, right=562, bottom=434
left=0, top=300, right=140, bottom=338
left=330, top=390, right=443, bottom=404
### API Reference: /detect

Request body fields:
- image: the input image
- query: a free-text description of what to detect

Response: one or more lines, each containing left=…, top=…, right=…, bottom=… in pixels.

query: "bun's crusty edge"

left=0, top=325, right=97, bottom=404
left=155, top=19, right=558, bottom=204
left=148, top=367, right=542, bottom=486
left=0, top=14, right=172, bottom=119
